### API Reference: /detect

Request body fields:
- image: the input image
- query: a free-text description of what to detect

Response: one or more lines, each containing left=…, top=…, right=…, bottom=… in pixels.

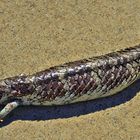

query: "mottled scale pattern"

left=0, top=45, right=140, bottom=106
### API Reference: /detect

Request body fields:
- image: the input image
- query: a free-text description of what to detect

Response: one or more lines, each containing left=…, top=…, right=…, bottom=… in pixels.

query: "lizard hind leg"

left=0, top=101, right=20, bottom=122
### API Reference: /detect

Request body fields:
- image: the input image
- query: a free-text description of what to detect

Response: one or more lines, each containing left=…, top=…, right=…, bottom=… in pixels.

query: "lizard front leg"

left=0, top=101, right=19, bottom=122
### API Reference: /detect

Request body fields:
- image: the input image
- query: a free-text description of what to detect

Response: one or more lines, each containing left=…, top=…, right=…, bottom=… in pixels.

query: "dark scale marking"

left=36, top=77, right=51, bottom=85
left=0, top=90, right=3, bottom=100
left=81, top=79, right=95, bottom=94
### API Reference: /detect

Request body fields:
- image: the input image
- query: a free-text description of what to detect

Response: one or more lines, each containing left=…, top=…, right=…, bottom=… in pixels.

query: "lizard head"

left=0, top=75, right=35, bottom=105
left=0, top=80, right=21, bottom=104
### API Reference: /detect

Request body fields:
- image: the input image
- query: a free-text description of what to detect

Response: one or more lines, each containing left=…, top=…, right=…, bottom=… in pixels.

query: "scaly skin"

left=0, top=44, right=140, bottom=121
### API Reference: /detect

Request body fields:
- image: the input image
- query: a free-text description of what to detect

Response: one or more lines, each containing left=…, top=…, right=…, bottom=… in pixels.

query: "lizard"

left=0, top=44, right=140, bottom=121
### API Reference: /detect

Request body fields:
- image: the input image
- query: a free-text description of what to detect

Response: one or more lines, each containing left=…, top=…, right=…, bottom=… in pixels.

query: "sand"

left=0, top=0, right=140, bottom=139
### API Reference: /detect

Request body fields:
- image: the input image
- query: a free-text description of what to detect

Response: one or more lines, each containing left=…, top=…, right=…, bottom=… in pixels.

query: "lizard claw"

left=0, top=101, right=19, bottom=122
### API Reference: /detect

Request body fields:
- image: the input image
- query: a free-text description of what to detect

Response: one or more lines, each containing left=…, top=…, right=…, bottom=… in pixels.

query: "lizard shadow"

left=0, top=79, right=140, bottom=127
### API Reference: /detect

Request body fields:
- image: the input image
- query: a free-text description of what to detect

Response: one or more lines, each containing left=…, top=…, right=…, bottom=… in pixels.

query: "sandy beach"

left=0, top=0, right=140, bottom=139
